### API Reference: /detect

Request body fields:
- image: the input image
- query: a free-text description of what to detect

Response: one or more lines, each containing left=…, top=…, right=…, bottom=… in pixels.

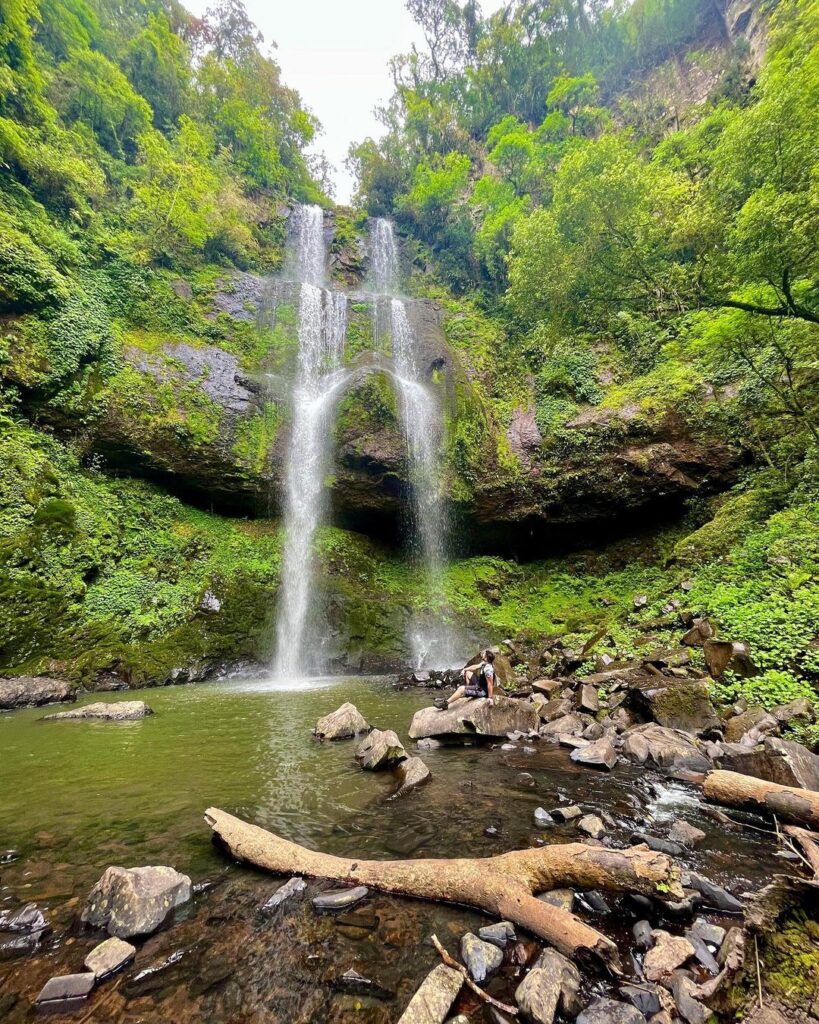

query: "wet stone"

left=579, top=890, right=611, bottom=914
left=668, top=820, right=706, bottom=847
left=396, top=963, right=463, bottom=1024
left=619, top=982, right=662, bottom=1017
left=691, top=917, right=725, bottom=947
left=685, top=932, right=720, bottom=974
left=644, top=930, right=695, bottom=981
left=312, top=885, right=369, bottom=910
left=261, top=876, right=306, bottom=912
left=632, top=920, right=653, bottom=949
left=460, top=932, right=503, bottom=983
left=538, top=889, right=574, bottom=911
left=687, top=872, right=743, bottom=912
left=516, top=772, right=535, bottom=787
left=36, top=973, right=96, bottom=1013
left=551, top=804, right=582, bottom=822
left=334, top=968, right=393, bottom=1001
left=478, top=921, right=516, bottom=948
left=0, top=902, right=48, bottom=934
left=515, top=947, right=580, bottom=1024
left=0, top=933, right=42, bottom=960
left=578, top=814, right=605, bottom=839
left=631, top=831, right=684, bottom=857
left=84, top=936, right=136, bottom=980
left=81, top=864, right=192, bottom=939
left=189, top=954, right=232, bottom=997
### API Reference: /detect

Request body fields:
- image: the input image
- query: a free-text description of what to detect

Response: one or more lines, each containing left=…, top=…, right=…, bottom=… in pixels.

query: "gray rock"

left=670, top=971, right=707, bottom=1024
left=199, top=589, right=221, bottom=613
left=35, top=973, right=96, bottom=1011
left=540, top=713, right=585, bottom=739
left=532, top=679, right=562, bottom=697
left=579, top=890, right=611, bottom=914
left=631, top=831, right=684, bottom=857
left=312, top=886, right=369, bottom=910
left=261, top=876, right=306, bottom=911
left=559, top=735, right=589, bottom=749
left=725, top=708, right=778, bottom=745
left=571, top=737, right=617, bottom=770
left=685, top=933, right=720, bottom=974
left=691, top=917, right=725, bottom=947
left=622, top=723, right=711, bottom=772
left=0, top=903, right=47, bottom=934
left=619, top=982, right=662, bottom=1016
left=668, top=820, right=706, bottom=847
left=687, top=872, right=743, bottom=913
left=534, top=807, right=555, bottom=828
left=409, top=696, right=539, bottom=740
left=396, top=964, right=463, bottom=1024
left=578, top=814, right=605, bottom=839
left=478, top=921, right=516, bottom=949
left=43, top=701, right=153, bottom=722
left=582, top=721, right=605, bottom=740
left=576, top=997, right=645, bottom=1024
left=391, top=756, right=431, bottom=798
left=715, top=736, right=819, bottom=790
left=771, top=697, right=814, bottom=725
left=314, top=702, right=369, bottom=740
left=459, top=932, right=503, bottom=983
left=0, top=676, right=74, bottom=711
left=84, top=937, right=136, bottom=979
left=536, top=698, right=573, bottom=722
left=632, top=919, right=653, bottom=949
left=81, top=865, right=192, bottom=939
left=355, top=729, right=407, bottom=770
left=515, top=947, right=580, bottom=1024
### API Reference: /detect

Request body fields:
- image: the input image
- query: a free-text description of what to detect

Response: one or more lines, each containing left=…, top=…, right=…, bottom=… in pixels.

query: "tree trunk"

left=703, top=770, right=819, bottom=829
left=204, top=807, right=683, bottom=973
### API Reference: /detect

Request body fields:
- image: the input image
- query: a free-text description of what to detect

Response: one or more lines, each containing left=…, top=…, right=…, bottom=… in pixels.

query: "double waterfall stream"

left=273, top=205, right=449, bottom=678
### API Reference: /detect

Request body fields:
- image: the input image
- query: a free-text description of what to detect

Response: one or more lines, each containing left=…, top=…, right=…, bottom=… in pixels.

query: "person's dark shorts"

left=464, top=685, right=486, bottom=698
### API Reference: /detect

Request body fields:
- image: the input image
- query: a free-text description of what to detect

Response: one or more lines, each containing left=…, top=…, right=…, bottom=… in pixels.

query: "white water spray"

left=274, top=206, right=348, bottom=678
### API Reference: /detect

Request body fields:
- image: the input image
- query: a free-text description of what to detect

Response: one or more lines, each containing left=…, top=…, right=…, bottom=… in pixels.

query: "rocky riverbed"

left=0, top=658, right=816, bottom=1022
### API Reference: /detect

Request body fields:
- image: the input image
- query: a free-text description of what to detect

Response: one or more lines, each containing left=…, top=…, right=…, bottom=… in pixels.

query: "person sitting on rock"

left=435, top=650, right=496, bottom=710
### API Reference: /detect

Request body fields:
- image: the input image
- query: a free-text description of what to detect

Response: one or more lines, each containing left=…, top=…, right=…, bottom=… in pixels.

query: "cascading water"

left=274, top=205, right=348, bottom=678
left=369, top=219, right=451, bottom=668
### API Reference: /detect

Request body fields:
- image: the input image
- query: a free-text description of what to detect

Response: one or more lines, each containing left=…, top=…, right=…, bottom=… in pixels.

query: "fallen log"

left=783, top=825, right=819, bottom=877
left=205, top=807, right=682, bottom=973
left=703, top=770, right=819, bottom=829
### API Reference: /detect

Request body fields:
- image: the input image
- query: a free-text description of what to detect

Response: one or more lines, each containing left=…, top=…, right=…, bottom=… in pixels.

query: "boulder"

left=578, top=815, right=605, bottom=839
left=627, top=677, right=719, bottom=735
left=0, top=676, right=74, bottom=711
left=703, top=639, right=757, bottom=679
left=459, top=932, right=503, bottom=983
left=355, top=729, right=407, bottom=770
left=723, top=707, right=776, bottom=744
left=576, top=998, right=645, bottom=1024
left=622, top=723, right=711, bottom=772
left=84, top=937, right=135, bottom=979
left=314, top=702, right=369, bottom=740
left=536, top=698, right=573, bottom=722
left=81, top=866, right=192, bottom=939
left=43, top=701, right=152, bottom=722
left=714, top=737, right=819, bottom=790
left=576, top=684, right=599, bottom=713
left=396, top=964, right=463, bottom=1024
left=570, top=737, right=617, bottom=770
left=680, top=619, right=715, bottom=647
left=515, top=948, right=580, bottom=1024
left=670, top=971, right=707, bottom=1024
left=540, top=713, right=585, bottom=739
left=408, top=696, right=539, bottom=741
left=644, top=930, right=695, bottom=981
left=391, top=756, right=431, bottom=798
left=771, top=698, right=814, bottom=726
left=532, top=679, right=562, bottom=697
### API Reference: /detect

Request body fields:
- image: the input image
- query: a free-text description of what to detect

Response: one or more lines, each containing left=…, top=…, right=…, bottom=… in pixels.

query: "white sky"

left=184, top=0, right=505, bottom=203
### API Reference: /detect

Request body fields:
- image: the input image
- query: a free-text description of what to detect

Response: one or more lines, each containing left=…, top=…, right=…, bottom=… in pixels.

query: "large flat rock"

left=43, top=701, right=152, bottom=722
left=715, top=737, right=819, bottom=790
left=408, top=696, right=539, bottom=740
left=0, top=676, right=74, bottom=711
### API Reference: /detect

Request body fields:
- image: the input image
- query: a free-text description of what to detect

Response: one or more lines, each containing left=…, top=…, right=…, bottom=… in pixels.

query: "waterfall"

left=274, top=205, right=348, bottom=678
left=370, top=219, right=450, bottom=668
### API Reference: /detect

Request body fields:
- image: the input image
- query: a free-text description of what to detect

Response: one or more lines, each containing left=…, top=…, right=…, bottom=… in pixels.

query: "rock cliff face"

left=71, top=249, right=739, bottom=551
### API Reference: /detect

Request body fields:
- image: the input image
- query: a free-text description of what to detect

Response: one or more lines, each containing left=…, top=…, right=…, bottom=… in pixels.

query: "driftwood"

left=703, top=770, right=819, bottom=829
left=205, top=807, right=682, bottom=972
left=430, top=934, right=518, bottom=1015
left=783, top=825, right=819, bottom=876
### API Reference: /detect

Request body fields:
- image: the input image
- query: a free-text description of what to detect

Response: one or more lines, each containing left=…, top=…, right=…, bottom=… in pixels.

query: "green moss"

left=233, top=402, right=281, bottom=475
left=344, top=301, right=376, bottom=362
left=764, top=911, right=819, bottom=1011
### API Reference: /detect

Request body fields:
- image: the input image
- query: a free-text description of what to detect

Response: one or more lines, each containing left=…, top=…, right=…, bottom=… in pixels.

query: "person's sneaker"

left=434, top=697, right=449, bottom=711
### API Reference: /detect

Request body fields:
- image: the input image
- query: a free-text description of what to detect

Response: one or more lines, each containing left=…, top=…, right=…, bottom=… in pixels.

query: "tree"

left=126, top=13, right=191, bottom=130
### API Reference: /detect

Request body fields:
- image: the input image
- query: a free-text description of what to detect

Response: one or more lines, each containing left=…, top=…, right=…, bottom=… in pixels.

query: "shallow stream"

left=0, top=676, right=787, bottom=1022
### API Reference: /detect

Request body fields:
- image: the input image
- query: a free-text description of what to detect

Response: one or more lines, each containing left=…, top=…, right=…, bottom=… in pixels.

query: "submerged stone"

left=261, top=876, right=306, bottom=911
left=390, top=756, right=431, bottom=798
left=84, top=937, right=136, bottom=980
left=35, top=973, right=96, bottom=1012
left=312, top=886, right=369, bottom=910
left=81, top=865, right=192, bottom=939
left=396, top=963, right=463, bottom=1024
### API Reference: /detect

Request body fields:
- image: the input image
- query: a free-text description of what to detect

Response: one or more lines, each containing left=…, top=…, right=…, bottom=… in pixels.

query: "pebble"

left=690, top=917, right=725, bottom=947
left=631, top=831, right=684, bottom=857
left=632, top=920, right=653, bottom=949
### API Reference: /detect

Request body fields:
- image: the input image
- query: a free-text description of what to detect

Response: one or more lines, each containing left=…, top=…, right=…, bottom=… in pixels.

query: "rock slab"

left=0, top=676, right=73, bottom=711
left=82, top=865, right=192, bottom=939
left=84, top=937, right=136, bottom=979
left=43, top=701, right=152, bottom=721
left=409, top=696, right=539, bottom=740
left=515, top=948, right=580, bottom=1024
left=571, top=737, right=617, bottom=770
left=35, top=973, right=96, bottom=1011
left=396, top=964, right=463, bottom=1024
